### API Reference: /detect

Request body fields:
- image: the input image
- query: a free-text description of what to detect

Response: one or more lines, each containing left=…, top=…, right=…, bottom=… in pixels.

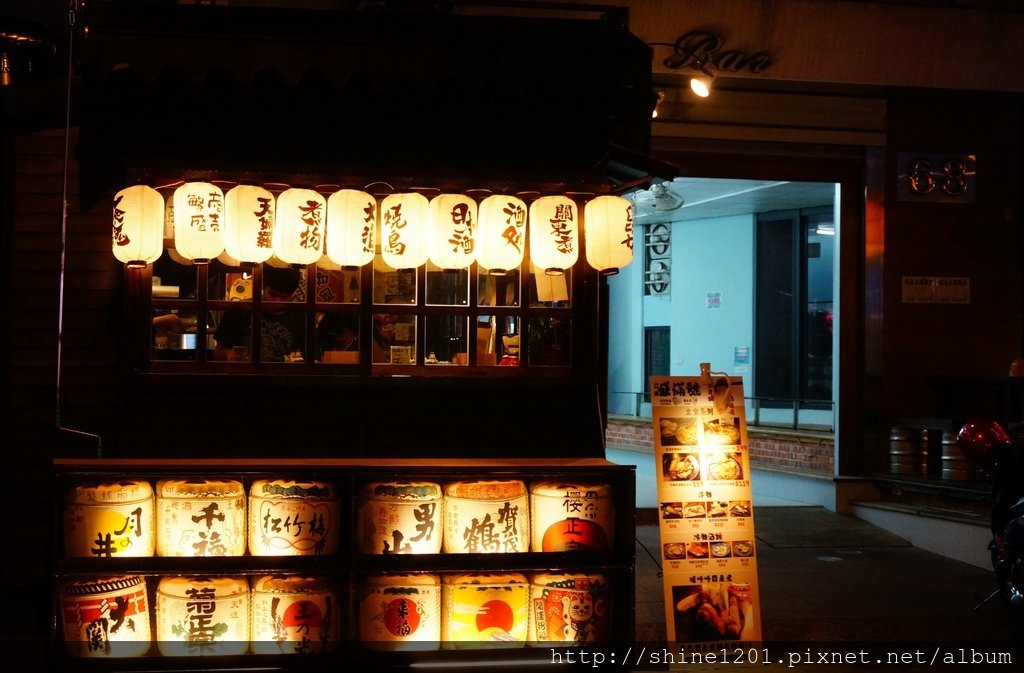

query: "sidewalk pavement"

left=633, top=505, right=1022, bottom=670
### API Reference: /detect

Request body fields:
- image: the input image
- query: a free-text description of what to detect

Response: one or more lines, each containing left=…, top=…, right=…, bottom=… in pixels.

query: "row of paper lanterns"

left=111, top=183, right=635, bottom=276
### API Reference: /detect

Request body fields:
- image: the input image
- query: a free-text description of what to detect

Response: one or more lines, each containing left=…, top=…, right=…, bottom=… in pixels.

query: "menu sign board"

left=650, top=366, right=762, bottom=649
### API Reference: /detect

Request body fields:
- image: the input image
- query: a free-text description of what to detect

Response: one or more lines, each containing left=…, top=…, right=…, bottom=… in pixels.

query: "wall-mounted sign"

left=901, top=276, right=970, bottom=304
left=706, top=292, right=722, bottom=310
left=650, top=31, right=773, bottom=75
left=650, top=365, right=763, bottom=649
left=896, top=152, right=975, bottom=203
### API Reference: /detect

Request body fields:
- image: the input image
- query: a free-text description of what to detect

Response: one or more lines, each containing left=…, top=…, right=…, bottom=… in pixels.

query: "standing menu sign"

left=650, top=364, right=762, bottom=648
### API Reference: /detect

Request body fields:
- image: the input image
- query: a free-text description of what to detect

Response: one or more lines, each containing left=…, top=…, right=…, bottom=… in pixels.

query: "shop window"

left=754, top=207, right=833, bottom=407
left=643, top=327, right=670, bottom=402
left=143, top=248, right=575, bottom=373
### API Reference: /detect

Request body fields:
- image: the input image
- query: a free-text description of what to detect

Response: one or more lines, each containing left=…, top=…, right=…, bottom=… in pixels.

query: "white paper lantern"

left=529, top=195, right=578, bottom=275
left=224, top=185, right=275, bottom=264
left=172, top=182, right=225, bottom=264
left=274, top=188, right=326, bottom=266
left=476, top=194, right=526, bottom=274
left=584, top=195, right=634, bottom=275
left=379, top=192, right=429, bottom=269
left=326, top=189, right=376, bottom=269
left=112, top=185, right=163, bottom=268
left=428, top=193, right=476, bottom=270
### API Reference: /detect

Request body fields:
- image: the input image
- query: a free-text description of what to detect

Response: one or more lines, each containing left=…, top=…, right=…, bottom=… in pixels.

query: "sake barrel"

left=359, top=574, right=440, bottom=651
left=528, top=572, right=610, bottom=645
left=443, top=480, right=529, bottom=553
left=156, top=479, right=246, bottom=557
left=251, top=575, right=339, bottom=654
left=941, top=431, right=979, bottom=480
left=888, top=428, right=922, bottom=475
left=357, top=481, right=443, bottom=554
left=156, top=576, right=249, bottom=656
left=442, top=573, right=529, bottom=648
left=61, top=575, right=151, bottom=657
left=248, top=479, right=340, bottom=556
left=64, top=480, right=155, bottom=558
left=530, top=481, right=614, bottom=551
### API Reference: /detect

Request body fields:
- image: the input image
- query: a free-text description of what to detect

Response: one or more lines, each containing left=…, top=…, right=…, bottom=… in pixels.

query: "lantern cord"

left=55, top=0, right=103, bottom=456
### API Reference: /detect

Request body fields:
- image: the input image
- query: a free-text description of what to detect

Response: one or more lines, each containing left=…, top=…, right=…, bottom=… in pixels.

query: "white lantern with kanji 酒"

left=476, top=194, right=526, bottom=274
left=428, top=193, right=476, bottom=270
left=584, top=195, right=634, bottom=275
left=529, top=195, right=578, bottom=275
left=112, top=185, right=164, bottom=268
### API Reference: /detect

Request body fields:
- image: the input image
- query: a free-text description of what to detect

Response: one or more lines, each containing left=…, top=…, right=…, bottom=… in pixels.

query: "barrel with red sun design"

left=251, top=575, right=339, bottom=654
left=442, top=573, right=529, bottom=647
left=360, top=574, right=440, bottom=651
left=530, top=482, right=614, bottom=551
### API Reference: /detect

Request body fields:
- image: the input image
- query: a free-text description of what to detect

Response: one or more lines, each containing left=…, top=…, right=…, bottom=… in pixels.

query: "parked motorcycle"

left=957, top=419, right=1024, bottom=610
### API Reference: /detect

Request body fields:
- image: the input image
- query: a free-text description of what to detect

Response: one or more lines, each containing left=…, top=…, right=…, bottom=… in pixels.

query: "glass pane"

left=317, top=311, right=360, bottom=364
left=476, top=316, right=520, bottom=366
left=528, top=316, right=571, bottom=366
left=152, top=309, right=201, bottom=361
left=528, top=264, right=571, bottom=307
left=152, top=252, right=198, bottom=299
left=213, top=307, right=306, bottom=363
left=424, top=315, right=469, bottom=365
left=315, top=266, right=360, bottom=304
left=425, top=263, right=468, bottom=306
left=803, top=210, right=834, bottom=402
left=477, top=269, right=520, bottom=307
left=212, top=308, right=253, bottom=362
left=372, top=313, right=417, bottom=364
left=373, top=257, right=417, bottom=305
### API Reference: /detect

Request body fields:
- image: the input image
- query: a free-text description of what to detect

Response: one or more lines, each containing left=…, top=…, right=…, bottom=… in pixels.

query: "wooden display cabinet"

left=51, top=457, right=635, bottom=672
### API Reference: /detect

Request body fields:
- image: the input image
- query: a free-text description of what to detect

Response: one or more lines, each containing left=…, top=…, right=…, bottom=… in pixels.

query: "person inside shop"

left=213, top=265, right=306, bottom=362
left=316, top=311, right=359, bottom=362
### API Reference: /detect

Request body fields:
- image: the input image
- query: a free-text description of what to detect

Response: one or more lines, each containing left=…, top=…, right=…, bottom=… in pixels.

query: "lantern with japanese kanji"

left=111, top=185, right=163, bottom=268
left=224, top=184, right=275, bottom=265
left=529, top=195, right=578, bottom=275
left=379, top=192, right=429, bottom=270
left=476, top=194, right=526, bottom=275
left=584, top=195, right=634, bottom=275
left=428, top=193, right=476, bottom=270
left=274, top=188, right=326, bottom=266
left=326, top=189, right=377, bottom=269
left=172, top=182, right=225, bottom=264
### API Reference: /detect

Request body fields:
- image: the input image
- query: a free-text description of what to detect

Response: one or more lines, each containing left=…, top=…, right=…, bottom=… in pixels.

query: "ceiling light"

left=688, top=56, right=715, bottom=98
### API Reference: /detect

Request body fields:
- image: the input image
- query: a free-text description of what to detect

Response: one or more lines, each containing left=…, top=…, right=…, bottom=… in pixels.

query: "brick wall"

left=606, top=415, right=835, bottom=475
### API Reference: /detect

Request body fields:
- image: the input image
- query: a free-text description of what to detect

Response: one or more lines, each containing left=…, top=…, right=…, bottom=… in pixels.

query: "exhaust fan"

left=631, top=182, right=684, bottom=213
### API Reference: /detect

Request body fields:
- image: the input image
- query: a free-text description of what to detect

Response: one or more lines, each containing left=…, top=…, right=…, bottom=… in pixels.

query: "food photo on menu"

left=672, top=581, right=756, bottom=642
left=704, top=451, right=743, bottom=482
left=662, top=451, right=701, bottom=481
left=702, top=417, right=741, bottom=445
left=659, top=417, right=698, bottom=446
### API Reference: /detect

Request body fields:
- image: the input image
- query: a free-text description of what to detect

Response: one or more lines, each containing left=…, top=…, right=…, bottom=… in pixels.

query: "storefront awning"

left=78, top=2, right=665, bottom=202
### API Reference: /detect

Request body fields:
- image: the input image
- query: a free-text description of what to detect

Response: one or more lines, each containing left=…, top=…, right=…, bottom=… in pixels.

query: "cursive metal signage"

left=653, top=31, right=773, bottom=75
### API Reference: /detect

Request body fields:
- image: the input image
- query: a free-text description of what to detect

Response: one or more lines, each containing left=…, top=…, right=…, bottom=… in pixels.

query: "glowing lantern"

left=248, top=479, right=340, bottom=556
left=172, top=182, right=225, bottom=264
left=156, top=479, right=246, bottom=557
left=428, top=193, right=476, bottom=270
left=61, top=575, right=151, bottom=657
left=360, top=574, right=440, bottom=651
left=64, top=480, right=155, bottom=558
left=476, top=194, right=526, bottom=274
left=224, top=184, right=275, bottom=264
left=442, top=573, right=529, bottom=647
left=251, top=575, right=340, bottom=654
left=156, top=576, right=249, bottom=656
left=274, top=188, right=326, bottom=266
left=379, top=192, right=429, bottom=269
left=326, top=189, right=377, bottom=269
left=529, top=195, right=578, bottom=275
left=111, top=185, right=163, bottom=268
left=584, top=195, right=634, bottom=275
